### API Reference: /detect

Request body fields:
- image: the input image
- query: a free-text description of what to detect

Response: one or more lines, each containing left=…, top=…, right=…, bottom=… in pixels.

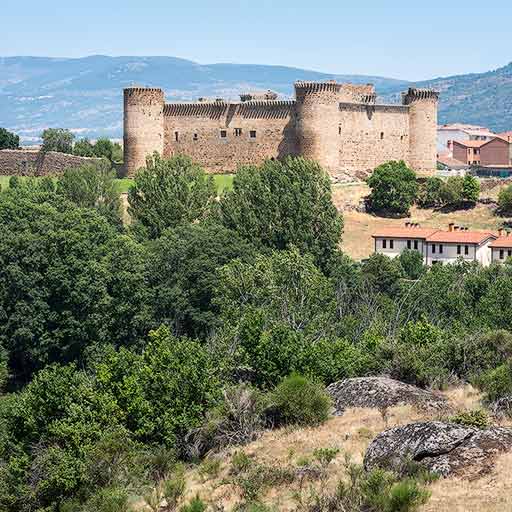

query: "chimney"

left=498, top=228, right=505, bottom=237
left=405, top=221, right=411, bottom=228
left=448, top=223, right=455, bottom=232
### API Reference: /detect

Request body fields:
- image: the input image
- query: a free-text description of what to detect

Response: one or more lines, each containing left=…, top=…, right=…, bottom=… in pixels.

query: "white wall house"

left=372, top=223, right=498, bottom=267
left=490, top=236, right=512, bottom=263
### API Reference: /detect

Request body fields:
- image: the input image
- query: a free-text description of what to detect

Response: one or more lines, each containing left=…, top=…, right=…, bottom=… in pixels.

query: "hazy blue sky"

left=2, top=0, right=511, bottom=80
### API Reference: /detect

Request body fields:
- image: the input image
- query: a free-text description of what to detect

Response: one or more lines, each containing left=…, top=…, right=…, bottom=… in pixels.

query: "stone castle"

left=123, top=81, right=439, bottom=179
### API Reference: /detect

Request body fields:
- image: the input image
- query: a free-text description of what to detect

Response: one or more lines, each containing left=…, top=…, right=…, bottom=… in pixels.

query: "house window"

left=457, top=245, right=461, bottom=255
left=432, top=244, right=436, bottom=254
left=464, top=245, right=469, bottom=255
left=407, top=240, right=411, bottom=249
left=414, top=240, right=418, bottom=250
left=500, top=250, right=505, bottom=260
left=439, top=244, right=444, bottom=254
left=508, top=250, right=512, bottom=258
left=220, top=130, right=227, bottom=138
left=390, top=240, right=394, bottom=249
left=250, top=130, right=257, bottom=139
left=234, top=128, right=242, bottom=137
left=175, top=131, right=179, bottom=142
left=383, top=239, right=387, bottom=249
left=193, top=133, right=198, bottom=141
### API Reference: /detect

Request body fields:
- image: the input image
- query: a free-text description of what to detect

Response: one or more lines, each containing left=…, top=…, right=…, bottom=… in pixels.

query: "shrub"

left=271, top=374, right=331, bottom=427
left=476, top=363, right=512, bottom=403
left=180, top=496, right=207, bottom=512
left=449, top=409, right=490, bottom=429
left=366, top=160, right=418, bottom=215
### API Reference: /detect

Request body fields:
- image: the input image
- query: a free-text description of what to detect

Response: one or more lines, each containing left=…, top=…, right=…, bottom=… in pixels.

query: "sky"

left=2, top=0, right=512, bottom=81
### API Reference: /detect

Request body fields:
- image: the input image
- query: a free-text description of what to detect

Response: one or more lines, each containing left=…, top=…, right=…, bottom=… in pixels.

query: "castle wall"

left=0, top=149, right=103, bottom=176
left=337, top=104, right=410, bottom=179
left=163, top=101, right=297, bottom=173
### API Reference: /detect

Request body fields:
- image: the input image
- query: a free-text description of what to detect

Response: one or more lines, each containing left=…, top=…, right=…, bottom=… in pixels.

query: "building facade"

left=372, top=223, right=498, bottom=267
left=452, top=137, right=512, bottom=167
left=437, top=124, right=495, bottom=153
left=123, top=82, right=439, bottom=179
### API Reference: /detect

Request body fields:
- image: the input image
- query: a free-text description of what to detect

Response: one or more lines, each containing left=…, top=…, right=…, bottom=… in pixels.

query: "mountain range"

left=0, top=56, right=511, bottom=143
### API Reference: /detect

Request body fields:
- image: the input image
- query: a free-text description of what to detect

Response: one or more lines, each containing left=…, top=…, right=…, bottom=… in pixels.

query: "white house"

left=372, top=223, right=498, bottom=266
left=490, top=234, right=512, bottom=263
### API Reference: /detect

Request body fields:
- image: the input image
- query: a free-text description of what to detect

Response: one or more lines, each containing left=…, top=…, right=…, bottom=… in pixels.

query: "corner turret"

left=123, top=87, right=164, bottom=176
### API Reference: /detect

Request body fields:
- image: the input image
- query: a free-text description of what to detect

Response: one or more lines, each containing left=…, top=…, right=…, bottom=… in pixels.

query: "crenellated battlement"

left=294, top=80, right=342, bottom=93
left=123, top=79, right=439, bottom=178
left=402, top=87, right=440, bottom=104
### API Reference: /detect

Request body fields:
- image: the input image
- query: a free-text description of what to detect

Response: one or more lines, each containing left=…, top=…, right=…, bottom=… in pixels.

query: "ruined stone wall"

left=124, top=88, right=164, bottom=176
left=337, top=104, right=410, bottom=180
left=0, top=149, right=103, bottom=176
left=163, top=101, right=297, bottom=173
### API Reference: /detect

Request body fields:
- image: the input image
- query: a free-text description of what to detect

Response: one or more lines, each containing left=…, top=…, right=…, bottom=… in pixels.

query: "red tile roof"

left=452, top=140, right=487, bottom=148
left=427, top=231, right=496, bottom=244
left=489, top=237, right=512, bottom=248
left=371, top=227, right=439, bottom=240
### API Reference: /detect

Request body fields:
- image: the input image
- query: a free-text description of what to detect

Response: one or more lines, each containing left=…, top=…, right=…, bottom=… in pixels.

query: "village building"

left=437, top=123, right=495, bottom=152
left=452, top=137, right=512, bottom=167
left=372, top=223, right=498, bottom=266
left=489, top=232, right=512, bottom=263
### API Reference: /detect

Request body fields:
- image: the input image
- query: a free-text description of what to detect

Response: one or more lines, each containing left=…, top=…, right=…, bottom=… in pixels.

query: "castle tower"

left=403, top=88, right=439, bottom=175
left=294, top=81, right=341, bottom=171
left=123, top=87, right=164, bottom=176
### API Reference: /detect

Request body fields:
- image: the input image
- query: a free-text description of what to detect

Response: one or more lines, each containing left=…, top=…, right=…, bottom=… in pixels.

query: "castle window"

left=220, top=130, right=227, bottom=138
left=193, top=133, right=198, bottom=141
left=339, top=126, right=342, bottom=135
left=234, top=128, right=242, bottom=137
left=380, top=132, right=384, bottom=140
left=175, top=131, right=179, bottom=142
left=250, top=130, right=257, bottom=139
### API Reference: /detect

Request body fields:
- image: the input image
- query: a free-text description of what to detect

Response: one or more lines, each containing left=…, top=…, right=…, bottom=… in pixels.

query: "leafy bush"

left=476, top=363, right=512, bottom=403
left=439, top=175, right=480, bottom=208
left=271, top=374, right=331, bottom=427
left=366, top=160, right=418, bottom=215
left=449, top=409, right=490, bottom=429
left=180, top=496, right=207, bottom=512
left=417, top=176, right=443, bottom=208
left=0, top=127, right=20, bottom=150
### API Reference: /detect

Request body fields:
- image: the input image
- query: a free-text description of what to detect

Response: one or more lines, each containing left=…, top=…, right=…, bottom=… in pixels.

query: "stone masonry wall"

left=337, top=104, right=410, bottom=180
left=0, top=149, right=103, bottom=176
left=163, top=101, right=297, bottom=173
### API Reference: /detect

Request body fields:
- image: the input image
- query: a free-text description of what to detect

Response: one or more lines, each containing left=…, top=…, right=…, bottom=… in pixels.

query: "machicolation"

left=123, top=81, right=439, bottom=180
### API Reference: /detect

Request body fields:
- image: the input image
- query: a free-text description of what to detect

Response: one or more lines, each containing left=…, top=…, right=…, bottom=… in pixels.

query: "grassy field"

left=0, top=174, right=235, bottom=194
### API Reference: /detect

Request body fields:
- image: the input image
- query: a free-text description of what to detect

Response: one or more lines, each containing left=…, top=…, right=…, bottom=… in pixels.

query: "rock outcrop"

left=326, top=377, right=447, bottom=415
left=364, top=421, right=512, bottom=477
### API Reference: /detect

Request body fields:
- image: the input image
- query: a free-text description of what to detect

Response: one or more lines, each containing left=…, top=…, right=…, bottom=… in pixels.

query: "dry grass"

left=332, top=182, right=506, bottom=260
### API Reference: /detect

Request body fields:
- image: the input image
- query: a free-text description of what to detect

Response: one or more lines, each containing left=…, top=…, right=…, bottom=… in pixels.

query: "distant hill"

left=382, top=61, right=512, bottom=133
left=0, top=56, right=408, bottom=143
left=1, top=56, right=511, bottom=142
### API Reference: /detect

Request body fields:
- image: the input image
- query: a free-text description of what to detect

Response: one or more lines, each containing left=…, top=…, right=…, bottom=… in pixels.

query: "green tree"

left=0, top=128, right=20, bottom=150
left=218, top=157, right=343, bottom=269
left=498, top=184, right=512, bottom=215
left=41, top=128, right=75, bottom=153
left=146, top=221, right=254, bottom=339
left=73, top=138, right=96, bottom=157
left=417, top=176, right=443, bottom=208
left=93, top=138, right=115, bottom=161
left=128, top=154, right=216, bottom=239
left=461, top=174, right=480, bottom=204
left=366, top=160, right=418, bottom=215
left=439, top=176, right=463, bottom=206
left=0, top=187, right=147, bottom=381
left=399, top=249, right=426, bottom=280
left=361, top=253, right=404, bottom=295
left=57, top=161, right=122, bottom=226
